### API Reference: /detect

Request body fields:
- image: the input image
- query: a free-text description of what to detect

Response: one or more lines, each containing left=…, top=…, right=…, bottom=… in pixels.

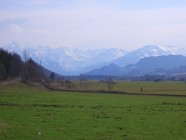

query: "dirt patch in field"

left=0, top=103, right=81, bottom=109
left=0, top=119, right=9, bottom=133
left=48, top=87, right=186, bottom=97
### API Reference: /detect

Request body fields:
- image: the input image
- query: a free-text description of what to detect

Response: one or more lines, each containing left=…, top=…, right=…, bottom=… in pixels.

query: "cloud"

left=0, top=1, right=186, bottom=49
left=30, top=29, right=51, bottom=36
left=9, top=24, right=24, bottom=34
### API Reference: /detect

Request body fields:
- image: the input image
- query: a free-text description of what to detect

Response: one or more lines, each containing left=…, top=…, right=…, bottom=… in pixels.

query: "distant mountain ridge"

left=1, top=42, right=127, bottom=75
left=86, top=63, right=124, bottom=76
left=1, top=42, right=186, bottom=75
left=125, top=55, right=186, bottom=76
left=113, top=45, right=186, bottom=67
left=86, top=55, right=186, bottom=76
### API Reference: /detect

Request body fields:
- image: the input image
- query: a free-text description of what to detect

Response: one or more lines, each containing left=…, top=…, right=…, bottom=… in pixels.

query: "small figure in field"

left=141, top=86, right=143, bottom=93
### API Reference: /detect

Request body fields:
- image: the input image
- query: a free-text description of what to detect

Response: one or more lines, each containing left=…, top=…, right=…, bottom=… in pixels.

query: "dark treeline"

left=0, top=48, right=46, bottom=83
left=22, top=58, right=43, bottom=83
left=0, top=49, right=22, bottom=80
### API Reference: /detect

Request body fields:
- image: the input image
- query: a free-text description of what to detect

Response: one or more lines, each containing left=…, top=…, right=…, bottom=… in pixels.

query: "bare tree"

left=22, top=50, right=29, bottom=83
left=50, top=72, right=55, bottom=88
left=23, top=50, right=29, bottom=62
left=79, top=74, right=89, bottom=90
left=106, top=76, right=116, bottom=92
left=80, top=74, right=83, bottom=90
left=50, top=72, right=55, bottom=82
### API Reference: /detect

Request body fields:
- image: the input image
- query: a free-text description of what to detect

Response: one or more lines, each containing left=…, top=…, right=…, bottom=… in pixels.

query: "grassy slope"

left=0, top=83, right=186, bottom=140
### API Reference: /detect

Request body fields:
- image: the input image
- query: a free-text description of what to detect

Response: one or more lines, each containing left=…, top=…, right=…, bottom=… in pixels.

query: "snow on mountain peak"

left=2, top=42, right=185, bottom=75
left=114, top=44, right=186, bottom=67
left=1, top=43, right=127, bottom=74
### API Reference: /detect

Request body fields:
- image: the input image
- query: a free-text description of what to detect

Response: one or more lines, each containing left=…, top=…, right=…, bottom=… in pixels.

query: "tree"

left=22, top=58, right=42, bottom=83
left=23, top=50, right=29, bottom=62
left=0, top=49, right=24, bottom=81
left=79, top=74, right=89, bottom=90
left=50, top=72, right=55, bottom=82
left=80, top=74, right=83, bottom=90
left=22, top=61, right=29, bottom=83
left=10, top=53, right=22, bottom=78
left=0, top=49, right=12, bottom=78
left=0, top=62, right=7, bottom=81
left=0, top=48, right=45, bottom=83
left=106, top=76, right=116, bottom=92
left=50, top=72, right=55, bottom=88
left=28, top=58, right=42, bottom=82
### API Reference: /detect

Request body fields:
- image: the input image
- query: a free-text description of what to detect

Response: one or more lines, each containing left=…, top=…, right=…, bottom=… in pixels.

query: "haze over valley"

left=1, top=1, right=186, bottom=140
left=2, top=42, right=186, bottom=77
left=1, top=0, right=186, bottom=77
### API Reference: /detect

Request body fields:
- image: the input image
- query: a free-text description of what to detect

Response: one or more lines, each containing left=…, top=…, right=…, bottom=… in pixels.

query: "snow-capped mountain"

left=1, top=42, right=127, bottom=75
left=113, top=45, right=186, bottom=67
left=2, top=43, right=185, bottom=75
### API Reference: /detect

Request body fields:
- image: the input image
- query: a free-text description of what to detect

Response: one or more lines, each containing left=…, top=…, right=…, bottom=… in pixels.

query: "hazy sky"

left=0, top=0, right=186, bottom=50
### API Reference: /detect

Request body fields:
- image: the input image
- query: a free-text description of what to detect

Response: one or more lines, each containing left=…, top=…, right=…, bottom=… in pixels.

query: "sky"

left=0, top=0, right=186, bottom=50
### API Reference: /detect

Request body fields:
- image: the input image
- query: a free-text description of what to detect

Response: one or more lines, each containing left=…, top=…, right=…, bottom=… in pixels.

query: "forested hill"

left=0, top=49, right=22, bottom=80
left=0, top=48, right=49, bottom=83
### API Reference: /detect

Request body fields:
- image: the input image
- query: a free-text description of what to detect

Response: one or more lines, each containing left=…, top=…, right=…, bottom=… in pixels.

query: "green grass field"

left=54, top=81, right=186, bottom=95
left=0, top=82, right=186, bottom=140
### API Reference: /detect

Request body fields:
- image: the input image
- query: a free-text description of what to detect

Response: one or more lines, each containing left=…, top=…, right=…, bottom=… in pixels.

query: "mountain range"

left=113, top=45, right=186, bottom=66
left=1, top=42, right=127, bottom=75
left=1, top=42, right=186, bottom=76
left=86, top=55, right=186, bottom=76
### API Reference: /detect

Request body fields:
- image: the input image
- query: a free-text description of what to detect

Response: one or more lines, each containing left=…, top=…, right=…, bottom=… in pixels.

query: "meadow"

left=0, top=82, right=186, bottom=140
left=54, top=80, right=186, bottom=95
